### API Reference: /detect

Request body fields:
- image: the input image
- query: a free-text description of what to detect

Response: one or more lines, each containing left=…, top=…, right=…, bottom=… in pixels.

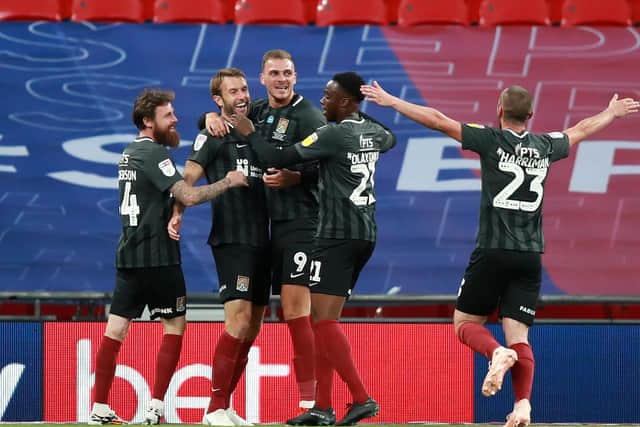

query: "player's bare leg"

left=504, top=399, right=531, bottom=427
left=482, top=346, right=518, bottom=396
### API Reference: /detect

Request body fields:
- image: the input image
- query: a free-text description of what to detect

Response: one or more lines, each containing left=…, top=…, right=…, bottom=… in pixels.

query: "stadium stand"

left=234, top=0, right=308, bottom=25
left=479, top=0, right=551, bottom=26
left=70, top=0, right=148, bottom=23
left=0, top=0, right=69, bottom=21
left=561, top=0, right=632, bottom=26
left=397, top=0, right=469, bottom=26
left=152, top=0, right=232, bottom=24
left=315, top=0, right=389, bottom=26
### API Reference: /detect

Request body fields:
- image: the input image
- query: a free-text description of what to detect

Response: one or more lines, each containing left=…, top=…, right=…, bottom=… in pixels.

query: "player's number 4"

left=120, top=181, right=140, bottom=226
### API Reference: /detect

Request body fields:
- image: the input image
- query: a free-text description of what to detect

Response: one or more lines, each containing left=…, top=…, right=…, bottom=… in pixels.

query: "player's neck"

left=501, top=120, right=526, bottom=134
left=268, top=93, right=295, bottom=109
left=139, top=129, right=154, bottom=140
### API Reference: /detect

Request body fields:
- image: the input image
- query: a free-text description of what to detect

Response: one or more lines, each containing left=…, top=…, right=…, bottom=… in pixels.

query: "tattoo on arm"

left=171, top=178, right=230, bottom=207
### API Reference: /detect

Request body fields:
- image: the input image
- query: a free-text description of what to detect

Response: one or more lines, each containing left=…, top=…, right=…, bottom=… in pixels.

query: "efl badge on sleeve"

left=302, top=132, right=318, bottom=147
left=193, top=134, right=207, bottom=151
left=176, top=296, right=186, bottom=312
left=158, top=159, right=176, bottom=177
left=236, top=275, right=249, bottom=292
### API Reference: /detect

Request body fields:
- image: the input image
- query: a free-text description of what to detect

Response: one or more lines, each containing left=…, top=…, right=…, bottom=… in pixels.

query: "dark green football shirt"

left=188, top=129, right=269, bottom=248
left=116, top=137, right=183, bottom=268
left=248, top=94, right=326, bottom=221
left=248, top=112, right=396, bottom=241
left=461, top=124, right=570, bottom=252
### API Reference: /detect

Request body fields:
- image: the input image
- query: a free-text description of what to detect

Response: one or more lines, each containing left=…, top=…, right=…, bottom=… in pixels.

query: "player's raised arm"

left=361, top=80, right=462, bottom=142
left=564, top=94, right=639, bottom=147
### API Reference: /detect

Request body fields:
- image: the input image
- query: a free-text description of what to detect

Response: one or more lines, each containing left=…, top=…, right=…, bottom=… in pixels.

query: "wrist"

left=222, top=177, right=230, bottom=189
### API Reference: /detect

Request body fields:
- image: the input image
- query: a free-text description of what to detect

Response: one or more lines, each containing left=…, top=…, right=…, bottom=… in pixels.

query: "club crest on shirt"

left=273, top=118, right=290, bottom=141
left=193, top=133, right=207, bottom=151
left=236, top=275, right=249, bottom=292
left=175, top=296, right=186, bottom=312
left=158, top=158, right=176, bottom=177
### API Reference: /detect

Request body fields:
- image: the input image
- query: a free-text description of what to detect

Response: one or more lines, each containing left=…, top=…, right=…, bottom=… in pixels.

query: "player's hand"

left=360, top=80, right=395, bottom=107
left=229, top=113, right=255, bottom=137
left=167, top=214, right=182, bottom=241
left=206, top=112, right=229, bottom=137
left=607, top=94, right=640, bottom=118
left=225, top=170, right=249, bottom=188
left=263, top=168, right=301, bottom=189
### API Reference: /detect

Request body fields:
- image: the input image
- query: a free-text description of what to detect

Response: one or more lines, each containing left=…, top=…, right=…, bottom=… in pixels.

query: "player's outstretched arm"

left=564, top=94, right=639, bottom=147
left=170, top=170, right=247, bottom=207
left=361, top=81, right=462, bottom=142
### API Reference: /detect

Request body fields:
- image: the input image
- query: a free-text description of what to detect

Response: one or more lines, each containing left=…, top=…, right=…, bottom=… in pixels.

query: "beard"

left=154, top=126, right=180, bottom=148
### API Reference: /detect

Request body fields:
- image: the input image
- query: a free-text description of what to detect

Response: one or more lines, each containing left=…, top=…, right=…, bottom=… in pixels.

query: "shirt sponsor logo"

left=301, top=132, right=318, bottom=147
left=519, top=305, right=536, bottom=316
left=150, top=307, right=174, bottom=315
left=158, top=158, right=176, bottom=177
left=236, top=275, right=249, bottom=292
left=193, top=134, right=207, bottom=151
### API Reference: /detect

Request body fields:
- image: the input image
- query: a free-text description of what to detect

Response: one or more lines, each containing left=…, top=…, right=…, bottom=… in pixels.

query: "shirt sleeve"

left=545, top=131, right=571, bottom=163
left=294, top=124, right=342, bottom=161
left=461, top=123, right=495, bottom=155
left=144, top=145, right=183, bottom=192
left=188, top=132, right=221, bottom=167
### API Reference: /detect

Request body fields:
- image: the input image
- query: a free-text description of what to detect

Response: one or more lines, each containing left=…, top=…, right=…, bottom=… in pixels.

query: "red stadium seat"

left=632, top=0, right=640, bottom=25
left=71, top=0, right=148, bottom=22
left=234, top=0, right=308, bottom=25
left=0, top=0, right=69, bottom=21
left=561, top=0, right=632, bottom=26
left=315, top=0, right=389, bottom=26
left=480, top=0, right=550, bottom=26
left=398, top=0, right=469, bottom=26
left=153, top=0, right=231, bottom=23
left=386, top=0, right=401, bottom=24
left=547, top=0, right=563, bottom=25
left=466, top=0, right=482, bottom=24
left=303, top=0, right=317, bottom=23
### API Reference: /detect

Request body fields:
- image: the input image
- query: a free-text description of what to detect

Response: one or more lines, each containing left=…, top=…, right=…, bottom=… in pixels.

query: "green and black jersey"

left=188, top=129, right=269, bottom=248
left=248, top=94, right=326, bottom=221
left=116, top=137, right=183, bottom=268
left=461, top=124, right=570, bottom=252
left=248, top=112, right=396, bottom=241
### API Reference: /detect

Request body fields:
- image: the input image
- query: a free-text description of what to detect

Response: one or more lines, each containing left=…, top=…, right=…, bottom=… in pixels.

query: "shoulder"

left=291, top=95, right=324, bottom=116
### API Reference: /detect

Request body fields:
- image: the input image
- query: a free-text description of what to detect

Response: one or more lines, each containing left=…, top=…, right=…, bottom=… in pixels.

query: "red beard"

left=154, top=127, right=180, bottom=148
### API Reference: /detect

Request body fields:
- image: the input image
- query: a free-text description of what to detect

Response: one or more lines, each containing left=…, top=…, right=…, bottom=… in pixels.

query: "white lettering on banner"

left=397, top=137, right=481, bottom=191
left=75, top=340, right=289, bottom=423
left=245, top=347, right=290, bottom=423
left=0, top=363, right=25, bottom=419
left=48, top=135, right=191, bottom=189
left=570, top=140, right=640, bottom=193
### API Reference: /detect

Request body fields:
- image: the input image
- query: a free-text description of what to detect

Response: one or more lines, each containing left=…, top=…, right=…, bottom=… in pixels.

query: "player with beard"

left=232, top=72, right=396, bottom=426
left=168, top=69, right=270, bottom=426
left=200, top=50, right=326, bottom=419
left=360, top=81, right=639, bottom=427
left=89, top=89, right=248, bottom=425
